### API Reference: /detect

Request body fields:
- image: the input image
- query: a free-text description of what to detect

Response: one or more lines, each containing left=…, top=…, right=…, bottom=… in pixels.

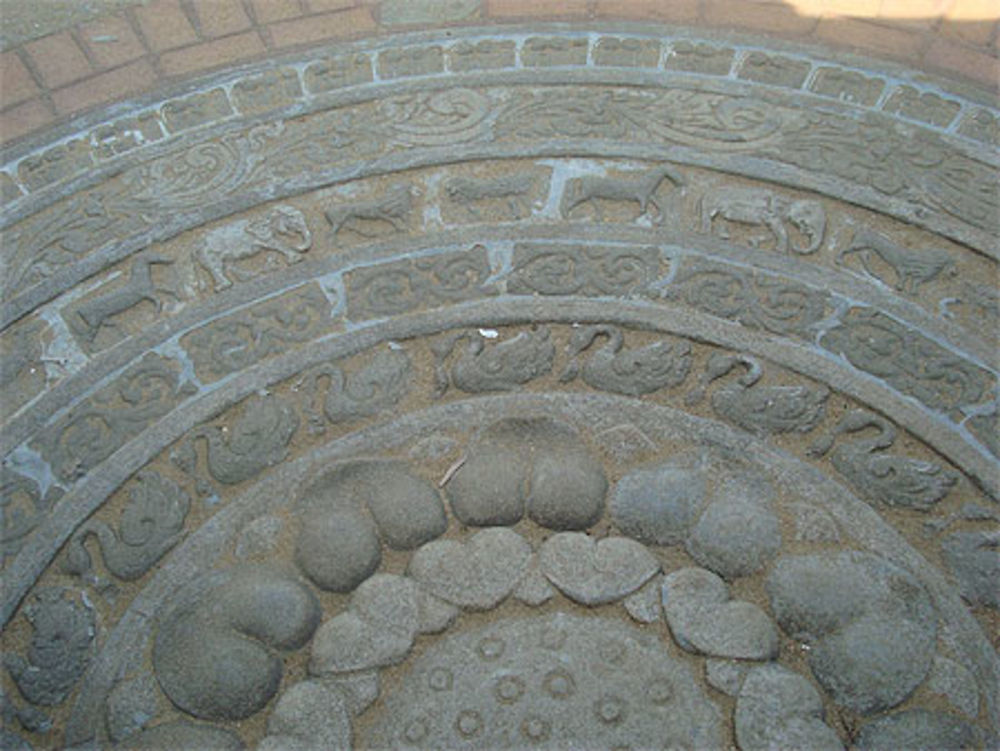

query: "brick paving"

left=0, top=0, right=997, bottom=146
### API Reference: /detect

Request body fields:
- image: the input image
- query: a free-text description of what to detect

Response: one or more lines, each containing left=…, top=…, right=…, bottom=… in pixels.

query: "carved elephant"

left=195, top=205, right=312, bottom=291
left=700, top=187, right=826, bottom=254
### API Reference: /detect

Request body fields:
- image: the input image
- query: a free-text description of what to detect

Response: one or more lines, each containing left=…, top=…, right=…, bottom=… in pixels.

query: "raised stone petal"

left=153, top=568, right=320, bottom=721
left=117, top=721, right=245, bottom=750
left=416, top=589, right=459, bottom=634
left=513, top=558, right=556, bottom=606
left=662, top=567, right=778, bottom=660
left=735, top=664, right=843, bottom=751
left=611, top=460, right=707, bottom=545
left=350, top=574, right=421, bottom=631
left=941, top=530, right=1000, bottom=610
left=408, top=527, right=532, bottom=610
left=294, top=508, right=381, bottom=593
left=540, top=533, right=660, bottom=605
left=685, top=497, right=782, bottom=579
left=360, top=463, right=448, bottom=550
left=323, top=671, right=381, bottom=716
left=855, top=710, right=990, bottom=750
left=767, top=556, right=870, bottom=639
left=766, top=552, right=935, bottom=641
left=445, top=418, right=606, bottom=531
left=927, top=655, right=980, bottom=718
left=155, top=618, right=283, bottom=721
left=264, top=680, right=352, bottom=750
left=309, top=574, right=421, bottom=674
left=310, top=611, right=413, bottom=675
left=766, top=552, right=937, bottom=714
left=527, top=448, right=607, bottom=530
left=704, top=659, right=749, bottom=697
left=808, top=613, right=936, bottom=715
left=298, top=462, right=446, bottom=552
left=623, top=574, right=663, bottom=623
left=446, top=441, right=526, bottom=526
left=213, top=570, right=321, bottom=650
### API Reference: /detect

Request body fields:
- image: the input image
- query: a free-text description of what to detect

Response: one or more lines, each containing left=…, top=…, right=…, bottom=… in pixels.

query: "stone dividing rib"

left=62, top=393, right=1000, bottom=745
left=1, top=258, right=992, bottom=528
left=1, top=73, right=996, bottom=329
left=9, top=216, right=996, bottom=434
left=3, top=297, right=997, bottom=629
left=5, top=220, right=996, bottom=458
left=1, top=141, right=993, bottom=332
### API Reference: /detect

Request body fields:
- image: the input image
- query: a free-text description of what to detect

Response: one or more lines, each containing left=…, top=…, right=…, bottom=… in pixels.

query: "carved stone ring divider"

left=4, top=298, right=996, bottom=628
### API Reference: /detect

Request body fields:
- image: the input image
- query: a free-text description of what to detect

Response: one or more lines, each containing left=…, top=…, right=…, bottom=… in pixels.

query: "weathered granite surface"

left=0, top=21, right=997, bottom=751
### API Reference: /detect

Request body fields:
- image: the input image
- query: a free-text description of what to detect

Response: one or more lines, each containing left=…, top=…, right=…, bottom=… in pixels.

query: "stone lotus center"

left=0, top=1, right=997, bottom=749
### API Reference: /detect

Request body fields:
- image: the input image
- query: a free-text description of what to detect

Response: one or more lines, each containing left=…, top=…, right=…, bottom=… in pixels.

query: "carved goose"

left=192, top=397, right=299, bottom=485
left=808, top=410, right=957, bottom=510
left=432, top=328, right=555, bottom=396
left=311, top=349, right=412, bottom=425
left=64, top=472, right=190, bottom=581
left=690, top=353, right=828, bottom=436
left=559, top=324, right=691, bottom=396
left=64, top=519, right=180, bottom=582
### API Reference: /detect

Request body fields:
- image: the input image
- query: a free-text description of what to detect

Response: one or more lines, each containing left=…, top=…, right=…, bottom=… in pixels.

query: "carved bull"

left=195, top=205, right=312, bottom=291
left=700, top=187, right=826, bottom=254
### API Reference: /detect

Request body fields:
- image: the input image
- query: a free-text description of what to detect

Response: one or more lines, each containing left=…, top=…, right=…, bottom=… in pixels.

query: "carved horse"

left=561, top=164, right=685, bottom=224
left=445, top=174, right=535, bottom=219
left=73, top=252, right=175, bottom=342
left=837, top=228, right=956, bottom=294
left=324, top=184, right=416, bottom=237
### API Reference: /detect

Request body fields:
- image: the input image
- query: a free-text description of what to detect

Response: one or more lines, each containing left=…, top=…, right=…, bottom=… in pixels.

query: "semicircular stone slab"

left=1, top=12, right=999, bottom=750
left=361, top=613, right=723, bottom=750
left=31, top=391, right=997, bottom=749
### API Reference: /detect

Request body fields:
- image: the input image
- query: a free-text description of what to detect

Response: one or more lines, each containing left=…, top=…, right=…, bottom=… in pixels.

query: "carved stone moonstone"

left=361, top=613, right=723, bottom=749
left=4, top=18, right=1000, bottom=751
